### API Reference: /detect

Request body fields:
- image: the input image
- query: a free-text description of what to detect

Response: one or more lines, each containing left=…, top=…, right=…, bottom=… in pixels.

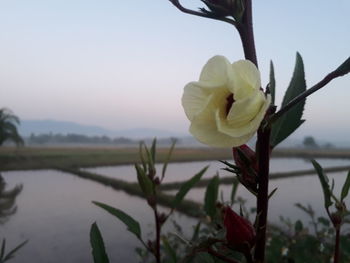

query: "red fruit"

left=223, top=206, right=255, bottom=248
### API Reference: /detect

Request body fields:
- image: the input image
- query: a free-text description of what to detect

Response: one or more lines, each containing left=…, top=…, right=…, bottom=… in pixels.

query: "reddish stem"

left=207, top=247, right=239, bottom=263
left=254, top=127, right=271, bottom=262
left=154, top=208, right=161, bottom=263
left=237, top=0, right=258, bottom=67
left=334, top=227, right=340, bottom=263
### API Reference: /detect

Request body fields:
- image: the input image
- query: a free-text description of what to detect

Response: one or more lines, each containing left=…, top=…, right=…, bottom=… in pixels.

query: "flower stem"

left=269, top=66, right=350, bottom=124
left=254, top=126, right=271, bottom=262
left=237, top=1, right=271, bottom=261
left=334, top=227, right=340, bottom=263
left=237, top=0, right=258, bottom=67
left=154, top=208, right=161, bottom=263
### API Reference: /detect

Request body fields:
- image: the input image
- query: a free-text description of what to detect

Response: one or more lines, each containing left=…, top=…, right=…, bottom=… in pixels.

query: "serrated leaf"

left=269, top=60, right=276, bottom=105
left=341, top=170, right=350, bottom=201
left=334, top=56, right=350, bottom=76
left=93, top=201, right=141, bottom=239
left=90, top=223, right=110, bottom=263
left=171, top=166, right=208, bottom=209
left=270, top=52, right=306, bottom=147
left=135, top=164, right=154, bottom=197
left=204, top=175, right=219, bottom=218
left=312, top=160, right=333, bottom=208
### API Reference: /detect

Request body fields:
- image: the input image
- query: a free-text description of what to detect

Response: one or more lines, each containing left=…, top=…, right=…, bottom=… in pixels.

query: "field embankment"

left=1, top=146, right=350, bottom=171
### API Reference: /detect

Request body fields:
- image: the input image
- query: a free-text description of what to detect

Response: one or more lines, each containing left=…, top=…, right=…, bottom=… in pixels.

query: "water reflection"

left=2, top=170, right=196, bottom=263
left=83, top=158, right=350, bottom=183
left=0, top=173, right=22, bottom=224
left=2, top=159, right=350, bottom=262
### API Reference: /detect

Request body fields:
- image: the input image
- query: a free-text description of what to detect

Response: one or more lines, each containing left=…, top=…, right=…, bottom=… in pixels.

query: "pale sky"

left=0, top=0, right=349, bottom=140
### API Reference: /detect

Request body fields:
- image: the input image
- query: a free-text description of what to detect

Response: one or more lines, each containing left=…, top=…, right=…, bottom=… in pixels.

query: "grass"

left=1, top=146, right=350, bottom=171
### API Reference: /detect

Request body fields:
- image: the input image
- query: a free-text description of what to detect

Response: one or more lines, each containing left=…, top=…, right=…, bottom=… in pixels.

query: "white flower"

left=182, top=55, right=271, bottom=147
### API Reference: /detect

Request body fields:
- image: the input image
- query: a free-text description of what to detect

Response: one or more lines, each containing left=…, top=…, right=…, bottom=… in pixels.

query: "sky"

left=0, top=0, right=349, bottom=141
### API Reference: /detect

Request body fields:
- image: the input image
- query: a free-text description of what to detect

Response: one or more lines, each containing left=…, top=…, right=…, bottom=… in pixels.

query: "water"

left=1, top=170, right=196, bottom=263
left=1, top=158, right=350, bottom=262
left=82, top=157, right=350, bottom=183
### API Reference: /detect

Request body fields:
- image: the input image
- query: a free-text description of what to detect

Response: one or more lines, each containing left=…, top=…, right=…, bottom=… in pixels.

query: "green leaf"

left=135, top=164, right=154, bottom=197
left=204, top=175, right=219, bottom=219
left=192, top=252, right=215, bottom=263
left=0, top=239, right=6, bottom=260
left=295, top=220, right=303, bottom=234
left=162, top=236, right=177, bottom=263
left=191, top=222, right=201, bottom=242
left=2, top=240, right=28, bottom=262
left=161, top=139, right=176, bottom=181
left=150, top=138, right=157, bottom=164
left=268, top=187, right=278, bottom=199
left=90, top=222, right=110, bottom=263
left=171, top=166, right=208, bottom=209
left=334, top=56, right=350, bottom=76
left=270, top=52, right=306, bottom=147
left=230, top=179, right=239, bottom=204
left=143, top=143, right=155, bottom=177
left=138, top=142, right=147, bottom=171
left=93, top=201, right=142, bottom=239
left=341, top=170, right=350, bottom=201
left=311, top=160, right=333, bottom=208
left=269, top=60, right=276, bottom=105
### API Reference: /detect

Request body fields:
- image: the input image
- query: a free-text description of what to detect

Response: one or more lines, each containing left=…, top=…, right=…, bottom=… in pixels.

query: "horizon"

left=1, top=1, right=350, bottom=142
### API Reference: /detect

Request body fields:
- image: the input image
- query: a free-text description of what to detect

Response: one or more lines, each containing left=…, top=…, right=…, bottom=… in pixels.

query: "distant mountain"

left=19, top=119, right=186, bottom=139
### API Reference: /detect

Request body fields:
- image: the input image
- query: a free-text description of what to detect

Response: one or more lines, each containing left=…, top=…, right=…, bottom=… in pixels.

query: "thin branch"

left=168, top=0, right=238, bottom=27
left=334, top=227, right=341, bottom=263
left=154, top=208, right=161, bottom=263
left=237, top=0, right=258, bottom=67
left=207, top=247, right=240, bottom=263
left=269, top=68, right=350, bottom=124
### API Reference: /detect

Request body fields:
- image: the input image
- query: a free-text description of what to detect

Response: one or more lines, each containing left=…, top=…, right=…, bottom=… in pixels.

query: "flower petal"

left=226, top=90, right=267, bottom=126
left=231, top=60, right=261, bottom=100
left=182, top=82, right=211, bottom=121
left=216, top=94, right=271, bottom=138
left=199, top=56, right=233, bottom=89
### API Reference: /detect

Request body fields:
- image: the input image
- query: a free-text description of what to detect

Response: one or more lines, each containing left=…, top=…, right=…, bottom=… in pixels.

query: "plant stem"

left=154, top=208, right=161, bottom=263
left=237, top=0, right=258, bottom=67
left=254, top=126, right=271, bottom=262
left=269, top=68, right=349, bottom=124
left=236, top=0, right=271, bottom=261
left=334, top=227, right=340, bottom=263
left=207, top=247, right=239, bottom=263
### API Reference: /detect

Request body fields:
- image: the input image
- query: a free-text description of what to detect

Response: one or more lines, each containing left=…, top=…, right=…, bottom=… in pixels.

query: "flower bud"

left=232, top=145, right=258, bottom=192
left=202, top=0, right=245, bottom=21
left=330, top=212, right=342, bottom=227
left=223, top=206, right=255, bottom=248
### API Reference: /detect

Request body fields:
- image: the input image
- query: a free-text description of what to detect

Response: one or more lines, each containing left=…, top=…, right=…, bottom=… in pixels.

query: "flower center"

left=225, top=93, right=235, bottom=116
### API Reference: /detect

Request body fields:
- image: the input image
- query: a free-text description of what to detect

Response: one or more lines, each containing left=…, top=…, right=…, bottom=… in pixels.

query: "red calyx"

left=223, top=206, right=255, bottom=248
